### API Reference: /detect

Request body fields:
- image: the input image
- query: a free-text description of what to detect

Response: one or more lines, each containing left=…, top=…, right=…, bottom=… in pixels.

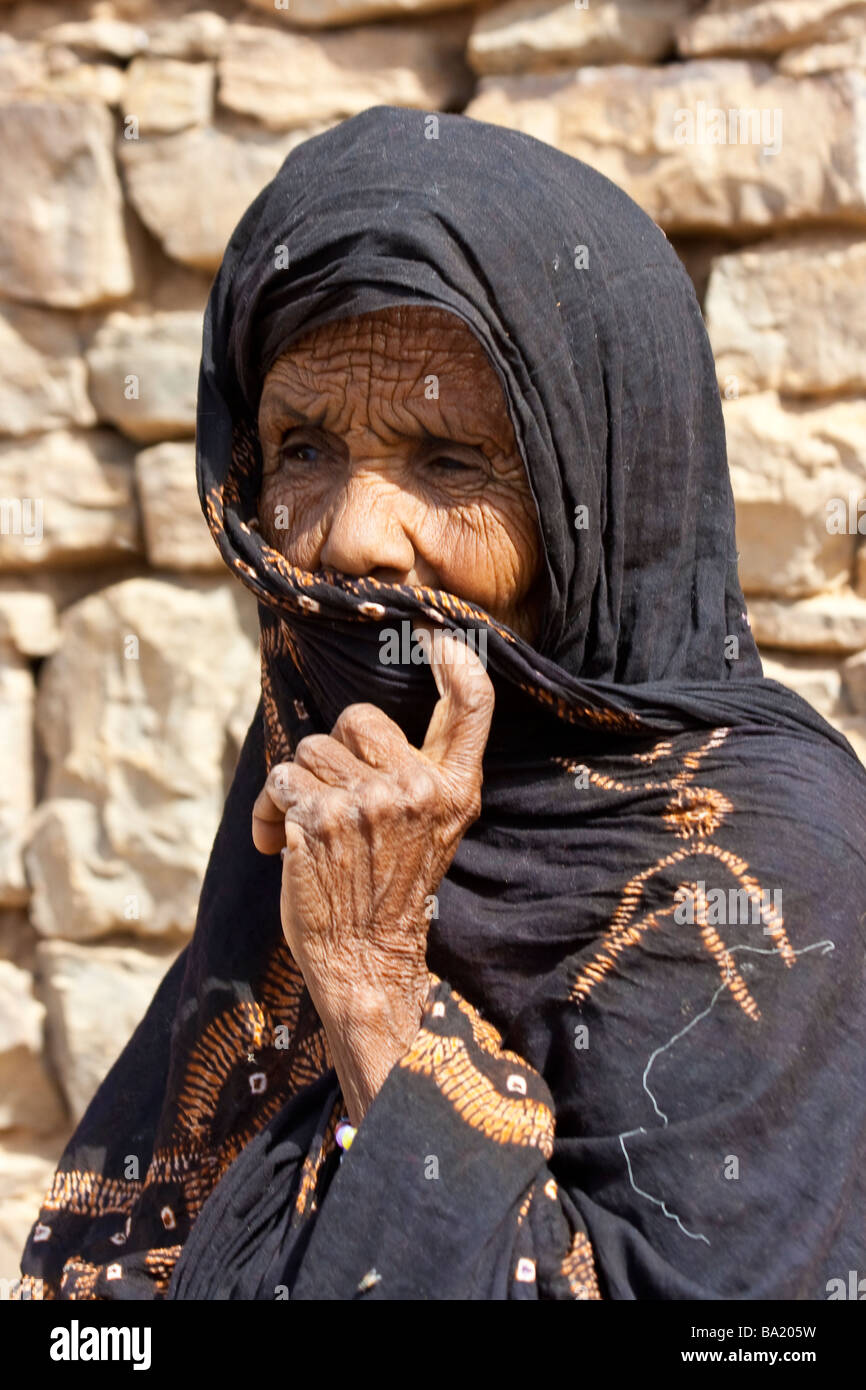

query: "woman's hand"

left=251, top=629, right=495, bottom=1125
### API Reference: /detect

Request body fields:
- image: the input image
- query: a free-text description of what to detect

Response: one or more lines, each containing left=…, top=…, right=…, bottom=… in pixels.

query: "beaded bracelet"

left=335, top=1119, right=357, bottom=1161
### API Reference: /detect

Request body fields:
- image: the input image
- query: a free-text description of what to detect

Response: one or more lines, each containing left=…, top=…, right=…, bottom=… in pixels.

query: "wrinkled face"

left=256, top=305, right=544, bottom=643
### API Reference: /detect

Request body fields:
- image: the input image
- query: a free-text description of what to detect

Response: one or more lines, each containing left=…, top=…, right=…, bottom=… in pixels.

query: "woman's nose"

left=318, top=474, right=416, bottom=579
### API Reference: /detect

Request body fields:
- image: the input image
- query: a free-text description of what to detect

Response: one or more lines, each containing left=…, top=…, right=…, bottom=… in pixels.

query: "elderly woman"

left=19, top=106, right=866, bottom=1301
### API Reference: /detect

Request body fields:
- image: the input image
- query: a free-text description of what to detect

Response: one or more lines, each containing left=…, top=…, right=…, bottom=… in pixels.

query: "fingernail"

left=280, top=847, right=287, bottom=861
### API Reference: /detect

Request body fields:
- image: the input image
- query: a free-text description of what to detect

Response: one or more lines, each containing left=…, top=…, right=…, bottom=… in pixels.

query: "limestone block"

left=86, top=311, right=202, bottom=443
left=0, top=651, right=33, bottom=906
left=244, top=0, right=479, bottom=26
left=122, top=56, right=214, bottom=135
left=677, top=1, right=866, bottom=59
left=0, top=97, right=133, bottom=307
left=40, top=18, right=150, bottom=61
left=706, top=233, right=866, bottom=397
left=724, top=392, right=866, bottom=596
left=747, top=590, right=866, bottom=652
left=26, top=577, right=260, bottom=940
left=0, top=960, right=65, bottom=1132
left=469, top=0, right=697, bottom=75
left=0, top=303, right=95, bottom=438
left=134, top=441, right=222, bottom=572
left=0, top=430, right=140, bottom=571
left=146, top=10, right=227, bottom=60
left=841, top=649, right=866, bottom=714
left=217, top=15, right=472, bottom=130
left=779, top=33, right=866, bottom=77
left=465, top=61, right=866, bottom=234
left=119, top=120, right=329, bottom=270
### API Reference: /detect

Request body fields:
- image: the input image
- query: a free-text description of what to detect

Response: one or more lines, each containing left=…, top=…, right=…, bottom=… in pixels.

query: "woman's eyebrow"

left=418, top=427, right=495, bottom=455
left=262, top=396, right=495, bottom=453
left=265, top=401, right=329, bottom=428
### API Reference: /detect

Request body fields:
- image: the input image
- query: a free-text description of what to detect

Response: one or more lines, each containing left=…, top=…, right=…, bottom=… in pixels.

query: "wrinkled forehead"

left=258, top=303, right=502, bottom=393
left=256, top=302, right=519, bottom=447
left=267, top=302, right=481, bottom=359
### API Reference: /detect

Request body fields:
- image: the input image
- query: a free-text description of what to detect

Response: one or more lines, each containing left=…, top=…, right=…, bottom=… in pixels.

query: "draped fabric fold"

left=18, top=106, right=866, bottom=1302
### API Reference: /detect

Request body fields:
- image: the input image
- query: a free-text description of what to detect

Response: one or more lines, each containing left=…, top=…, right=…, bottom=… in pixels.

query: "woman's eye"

left=426, top=455, right=475, bottom=474
left=279, top=441, right=320, bottom=464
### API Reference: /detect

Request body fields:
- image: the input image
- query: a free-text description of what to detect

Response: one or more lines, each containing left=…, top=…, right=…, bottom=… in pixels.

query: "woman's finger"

left=419, top=629, right=495, bottom=793
left=252, top=761, right=346, bottom=853
left=330, top=701, right=411, bottom=772
left=293, top=732, right=369, bottom=787
left=251, top=769, right=288, bottom=855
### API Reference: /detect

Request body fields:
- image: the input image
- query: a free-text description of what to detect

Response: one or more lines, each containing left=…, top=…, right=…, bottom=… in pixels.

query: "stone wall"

left=1, top=0, right=865, bottom=1280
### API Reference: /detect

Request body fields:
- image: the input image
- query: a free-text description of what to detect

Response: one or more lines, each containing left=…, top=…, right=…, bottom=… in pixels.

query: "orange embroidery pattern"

left=292, top=1098, right=342, bottom=1225
left=41, top=1170, right=139, bottom=1218
left=144, top=1246, right=183, bottom=1297
left=399, top=1030, right=555, bottom=1159
left=516, top=1189, right=534, bottom=1227
left=57, top=1257, right=100, bottom=1301
left=561, top=728, right=796, bottom=1018
left=561, top=1230, right=601, bottom=1300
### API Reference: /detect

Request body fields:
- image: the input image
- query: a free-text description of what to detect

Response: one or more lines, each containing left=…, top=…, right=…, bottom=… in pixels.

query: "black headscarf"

left=19, top=107, right=866, bottom=1301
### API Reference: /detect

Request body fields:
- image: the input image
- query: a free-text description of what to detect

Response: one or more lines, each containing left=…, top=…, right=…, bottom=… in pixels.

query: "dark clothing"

left=19, top=105, right=866, bottom=1301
